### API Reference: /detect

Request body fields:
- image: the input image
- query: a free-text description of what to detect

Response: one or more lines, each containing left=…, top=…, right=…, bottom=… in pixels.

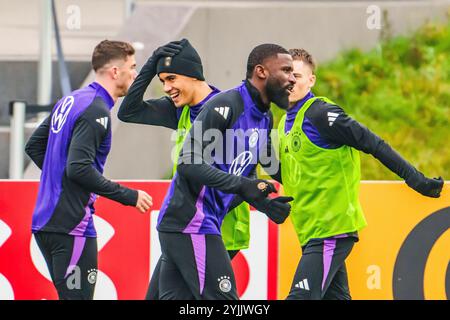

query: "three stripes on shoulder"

left=96, top=117, right=108, bottom=129
left=215, top=106, right=230, bottom=120
left=327, top=112, right=339, bottom=126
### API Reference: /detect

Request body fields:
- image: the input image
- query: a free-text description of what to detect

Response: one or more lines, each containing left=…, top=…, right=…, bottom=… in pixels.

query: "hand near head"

left=146, top=40, right=184, bottom=73
left=152, top=40, right=184, bottom=60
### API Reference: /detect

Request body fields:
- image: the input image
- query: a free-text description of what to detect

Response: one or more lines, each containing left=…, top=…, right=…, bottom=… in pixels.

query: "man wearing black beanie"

left=119, top=39, right=251, bottom=300
left=151, top=44, right=295, bottom=300
left=155, top=38, right=205, bottom=81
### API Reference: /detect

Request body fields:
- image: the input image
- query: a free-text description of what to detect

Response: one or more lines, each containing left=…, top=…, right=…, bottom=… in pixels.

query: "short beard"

left=266, top=77, right=289, bottom=110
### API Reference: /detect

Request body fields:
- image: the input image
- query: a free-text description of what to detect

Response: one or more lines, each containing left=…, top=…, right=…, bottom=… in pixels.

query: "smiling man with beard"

left=155, top=43, right=296, bottom=299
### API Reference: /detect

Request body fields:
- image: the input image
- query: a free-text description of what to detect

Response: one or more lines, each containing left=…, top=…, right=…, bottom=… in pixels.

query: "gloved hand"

left=253, top=196, right=294, bottom=224
left=406, top=172, right=444, bottom=198
left=145, top=40, right=184, bottom=73
left=237, top=178, right=277, bottom=204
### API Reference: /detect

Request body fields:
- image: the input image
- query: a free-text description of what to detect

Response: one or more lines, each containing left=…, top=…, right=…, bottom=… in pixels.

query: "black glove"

left=253, top=196, right=294, bottom=224
left=145, top=40, right=184, bottom=73
left=237, top=178, right=277, bottom=204
left=406, top=172, right=444, bottom=198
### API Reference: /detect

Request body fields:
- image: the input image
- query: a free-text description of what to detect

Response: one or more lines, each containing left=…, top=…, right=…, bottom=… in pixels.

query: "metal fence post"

left=38, top=0, right=52, bottom=107
left=124, top=0, right=135, bottom=20
left=9, top=101, right=26, bottom=179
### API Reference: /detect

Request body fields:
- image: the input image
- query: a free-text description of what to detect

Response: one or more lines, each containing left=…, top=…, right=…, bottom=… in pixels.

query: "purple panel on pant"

left=65, top=236, right=87, bottom=278
left=190, top=234, right=206, bottom=295
left=322, top=239, right=336, bottom=291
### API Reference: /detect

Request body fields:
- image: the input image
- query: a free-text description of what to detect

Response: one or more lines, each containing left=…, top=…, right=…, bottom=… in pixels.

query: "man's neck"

left=288, top=91, right=310, bottom=110
left=246, top=79, right=270, bottom=112
left=191, top=81, right=212, bottom=106
left=94, top=77, right=118, bottom=103
left=248, top=78, right=269, bottom=105
left=288, top=100, right=298, bottom=110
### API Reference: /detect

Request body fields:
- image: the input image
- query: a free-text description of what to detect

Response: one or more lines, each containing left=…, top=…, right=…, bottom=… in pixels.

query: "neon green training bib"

left=278, top=97, right=367, bottom=246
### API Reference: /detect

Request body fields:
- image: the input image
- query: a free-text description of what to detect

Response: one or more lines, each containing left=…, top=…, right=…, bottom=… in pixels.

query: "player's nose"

left=163, top=82, right=172, bottom=93
left=288, top=72, right=296, bottom=84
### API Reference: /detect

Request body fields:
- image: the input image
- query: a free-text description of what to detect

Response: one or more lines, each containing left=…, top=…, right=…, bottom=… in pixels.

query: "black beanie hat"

left=156, top=39, right=205, bottom=81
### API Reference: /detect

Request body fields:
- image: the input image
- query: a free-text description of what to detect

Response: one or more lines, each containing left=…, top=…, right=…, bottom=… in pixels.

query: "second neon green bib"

left=278, top=97, right=367, bottom=246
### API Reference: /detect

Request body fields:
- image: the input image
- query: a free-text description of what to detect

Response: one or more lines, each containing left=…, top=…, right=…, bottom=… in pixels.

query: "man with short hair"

left=25, top=40, right=153, bottom=300
left=279, top=48, right=444, bottom=300
left=118, top=39, right=251, bottom=300
left=156, top=43, right=296, bottom=299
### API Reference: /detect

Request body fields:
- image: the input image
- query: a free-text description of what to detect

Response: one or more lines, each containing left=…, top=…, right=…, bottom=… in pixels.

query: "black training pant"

left=157, top=231, right=238, bottom=300
left=34, top=231, right=98, bottom=300
left=286, top=236, right=356, bottom=300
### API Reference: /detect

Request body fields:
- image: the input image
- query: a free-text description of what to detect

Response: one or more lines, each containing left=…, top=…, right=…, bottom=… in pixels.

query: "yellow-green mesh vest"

left=174, top=106, right=250, bottom=250
left=278, top=97, right=367, bottom=246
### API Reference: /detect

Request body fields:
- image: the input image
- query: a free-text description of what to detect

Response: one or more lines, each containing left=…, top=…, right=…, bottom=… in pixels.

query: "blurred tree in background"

left=271, top=16, right=450, bottom=180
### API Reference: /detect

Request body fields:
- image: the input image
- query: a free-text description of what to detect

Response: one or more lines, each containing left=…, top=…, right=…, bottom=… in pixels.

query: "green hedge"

left=272, top=19, right=450, bottom=180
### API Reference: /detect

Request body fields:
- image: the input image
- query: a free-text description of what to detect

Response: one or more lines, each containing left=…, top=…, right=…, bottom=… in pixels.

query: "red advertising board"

left=0, top=180, right=278, bottom=300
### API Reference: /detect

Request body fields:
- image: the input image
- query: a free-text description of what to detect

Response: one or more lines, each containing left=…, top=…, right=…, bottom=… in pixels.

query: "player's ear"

left=111, top=66, right=119, bottom=80
left=309, top=74, right=316, bottom=89
left=255, top=64, right=267, bottom=80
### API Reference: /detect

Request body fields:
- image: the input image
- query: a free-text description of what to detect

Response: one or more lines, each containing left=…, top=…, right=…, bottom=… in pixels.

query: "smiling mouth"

left=169, top=91, right=180, bottom=100
left=286, top=85, right=294, bottom=94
